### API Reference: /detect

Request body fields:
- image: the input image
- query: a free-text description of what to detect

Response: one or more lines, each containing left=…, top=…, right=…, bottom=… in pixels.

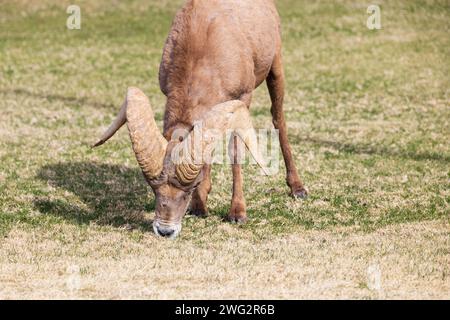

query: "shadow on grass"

left=0, top=88, right=115, bottom=109
left=34, top=162, right=155, bottom=231
left=301, top=137, right=450, bottom=163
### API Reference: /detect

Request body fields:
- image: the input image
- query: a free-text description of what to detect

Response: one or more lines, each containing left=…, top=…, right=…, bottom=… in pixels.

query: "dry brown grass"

left=0, top=220, right=448, bottom=299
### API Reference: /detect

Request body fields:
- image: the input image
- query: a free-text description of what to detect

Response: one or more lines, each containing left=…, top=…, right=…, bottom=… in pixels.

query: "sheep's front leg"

left=228, top=163, right=247, bottom=223
left=189, top=165, right=211, bottom=217
left=227, top=135, right=247, bottom=223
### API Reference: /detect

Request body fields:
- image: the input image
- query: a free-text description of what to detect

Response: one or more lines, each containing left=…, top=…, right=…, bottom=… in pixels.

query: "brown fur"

left=158, top=0, right=307, bottom=224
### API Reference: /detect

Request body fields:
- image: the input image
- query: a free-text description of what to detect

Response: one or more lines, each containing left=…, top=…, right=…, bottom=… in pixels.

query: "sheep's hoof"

left=292, top=188, right=308, bottom=200
left=226, top=201, right=247, bottom=224
left=226, top=215, right=248, bottom=224
left=226, top=209, right=248, bottom=224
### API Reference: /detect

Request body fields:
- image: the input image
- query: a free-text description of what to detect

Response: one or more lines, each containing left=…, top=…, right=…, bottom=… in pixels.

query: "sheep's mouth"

left=153, top=220, right=182, bottom=239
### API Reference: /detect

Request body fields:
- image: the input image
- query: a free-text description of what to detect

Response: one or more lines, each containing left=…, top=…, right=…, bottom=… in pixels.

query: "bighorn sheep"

left=94, top=0, right=307, bottom=238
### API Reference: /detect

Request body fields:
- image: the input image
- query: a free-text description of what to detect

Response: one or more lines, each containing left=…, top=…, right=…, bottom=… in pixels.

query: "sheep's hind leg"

left=266, top=54, right=308, bottom=199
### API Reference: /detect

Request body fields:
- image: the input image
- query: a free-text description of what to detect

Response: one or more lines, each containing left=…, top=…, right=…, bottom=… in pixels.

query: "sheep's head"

left=93, top=88, right=266, bottom=238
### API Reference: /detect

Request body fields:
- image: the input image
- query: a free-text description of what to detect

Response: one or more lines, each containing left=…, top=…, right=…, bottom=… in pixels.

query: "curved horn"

left=92, top=101, right=126, bottom=148
left=176, top=160, right=203, bottom=185
left=93, top=87, right=167, bottom=181
left=126, top=87, right=168, bottom=181
left=174, top=127, right=204, bottom=185
left=175, top=100, right=268, bottom=185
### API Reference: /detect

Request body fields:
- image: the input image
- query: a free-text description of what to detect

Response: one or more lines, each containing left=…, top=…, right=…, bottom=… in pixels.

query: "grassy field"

left=0, top=0, right=449, bottom=299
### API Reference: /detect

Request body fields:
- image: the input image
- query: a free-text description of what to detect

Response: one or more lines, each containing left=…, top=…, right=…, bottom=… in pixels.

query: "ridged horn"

left=126, top=87, right=168, bottom=181
left=174, top=100, right=269, bottom=185
left=176, top=158, right=203, bottom=185
left=93, top=87, right=167, bottom=181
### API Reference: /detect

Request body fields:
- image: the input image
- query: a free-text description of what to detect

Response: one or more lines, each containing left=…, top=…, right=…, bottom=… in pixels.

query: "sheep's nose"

left=153, top=221, right=181, bottom=238
left=156, top=227, right=175, bottom=237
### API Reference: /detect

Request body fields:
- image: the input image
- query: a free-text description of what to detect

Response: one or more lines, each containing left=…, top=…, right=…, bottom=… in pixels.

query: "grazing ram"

left=94, top=0, right=307, bottom=238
